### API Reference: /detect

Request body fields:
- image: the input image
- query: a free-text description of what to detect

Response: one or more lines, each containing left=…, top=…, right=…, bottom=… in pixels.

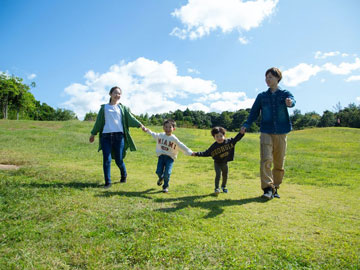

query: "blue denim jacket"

left=243, top=88, right=296, bottom=134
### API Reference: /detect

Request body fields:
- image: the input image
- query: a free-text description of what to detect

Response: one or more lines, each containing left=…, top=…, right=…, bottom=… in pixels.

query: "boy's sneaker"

left=222, top=187, right=228, bottom=193
left=157, top=178, right=164, bottom=186
left=103, top=183, right=112, bottom=189
left=162, top=188, right=169, bottom=193
left=262, top=187, right=273, bottom=200
left=274, top=188, right=280, bottom=198
left=120, top=177, right=127, bottom=183
left=214, top=188, right=221, bottom=195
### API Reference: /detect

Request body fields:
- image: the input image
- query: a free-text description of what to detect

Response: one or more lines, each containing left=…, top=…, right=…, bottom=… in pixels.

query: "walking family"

left=89, top=67, right=296, bottom=200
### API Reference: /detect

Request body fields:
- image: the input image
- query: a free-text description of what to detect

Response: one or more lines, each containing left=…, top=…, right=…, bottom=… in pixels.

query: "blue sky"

left=1, top=0, right=359, bottom=119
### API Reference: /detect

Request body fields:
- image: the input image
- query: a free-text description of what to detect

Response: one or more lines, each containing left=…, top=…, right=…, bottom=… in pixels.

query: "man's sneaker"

left=274, top=188, right=280, bottom=198
left=162, top=188, right=169, bottom=193
left=222, top=187, right=228, bottom=193
left=262, top=187, right=273, bottom=200
left=157, top=178, right=164, bottom=186
left=214, top=188, right=221, bottom=195
left=103, top=183, right=112, bottom=189
left=120, top=177, right=127, bottom=183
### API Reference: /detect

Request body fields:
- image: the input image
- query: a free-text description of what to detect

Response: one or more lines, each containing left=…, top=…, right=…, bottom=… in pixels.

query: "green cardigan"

left=90, top=104, right=142, bottom=158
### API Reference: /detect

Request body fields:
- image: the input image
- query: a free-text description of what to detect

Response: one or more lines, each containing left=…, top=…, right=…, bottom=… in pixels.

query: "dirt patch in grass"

left=0, top=164, right=20, bottom=170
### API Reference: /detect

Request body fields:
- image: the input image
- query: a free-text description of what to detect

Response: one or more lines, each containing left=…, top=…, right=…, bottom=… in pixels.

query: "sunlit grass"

left=0, top=120, right=359, bottom=269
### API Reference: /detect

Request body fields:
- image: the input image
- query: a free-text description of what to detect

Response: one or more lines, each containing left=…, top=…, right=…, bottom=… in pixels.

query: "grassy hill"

left=0, top=120, right=359, bottom=269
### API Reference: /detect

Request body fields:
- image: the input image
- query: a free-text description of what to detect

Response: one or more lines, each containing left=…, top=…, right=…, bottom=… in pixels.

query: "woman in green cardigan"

left=89, top=86, right=143, bottom=188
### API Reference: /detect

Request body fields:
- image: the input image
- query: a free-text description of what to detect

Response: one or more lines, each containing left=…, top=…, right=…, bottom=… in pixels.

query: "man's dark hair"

left=265, top=67, right=282, bottom=82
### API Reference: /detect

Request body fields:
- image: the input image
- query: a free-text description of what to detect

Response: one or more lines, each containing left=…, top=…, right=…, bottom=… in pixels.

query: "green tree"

left=84, top=112, right=98, bottom=121
left=319, top=110, right=336, bottom=127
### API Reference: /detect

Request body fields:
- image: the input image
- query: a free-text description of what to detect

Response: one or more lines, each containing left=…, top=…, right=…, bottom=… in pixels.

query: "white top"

left=103, top=104, right=124, bottom=133
left=147, top=130, right=193, bottom=160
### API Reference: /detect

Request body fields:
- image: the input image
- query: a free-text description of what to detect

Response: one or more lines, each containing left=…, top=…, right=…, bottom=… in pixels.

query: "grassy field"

left=0, top=120, right=359, bottom=269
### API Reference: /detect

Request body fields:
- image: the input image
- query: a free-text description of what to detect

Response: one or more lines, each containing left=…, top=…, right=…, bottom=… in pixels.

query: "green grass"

left=0, top=120, right=359, bottom=269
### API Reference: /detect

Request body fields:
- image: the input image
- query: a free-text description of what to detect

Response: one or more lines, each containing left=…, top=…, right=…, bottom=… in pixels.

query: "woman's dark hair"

left=265, top=67, right=282, bottom=82
left=211, top=126, right=226, bottom=137
left=109, top=86, right=122, bottom=103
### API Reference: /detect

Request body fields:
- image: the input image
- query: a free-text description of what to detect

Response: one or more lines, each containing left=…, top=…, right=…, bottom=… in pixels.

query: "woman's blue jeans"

left=156, top=155, right=174, bottom=189
left=101, top=132, right=126, bottom=184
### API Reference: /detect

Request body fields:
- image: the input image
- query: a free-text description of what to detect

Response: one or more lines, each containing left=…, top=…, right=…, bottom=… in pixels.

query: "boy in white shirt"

left=142, top=119, right=193, bottom=193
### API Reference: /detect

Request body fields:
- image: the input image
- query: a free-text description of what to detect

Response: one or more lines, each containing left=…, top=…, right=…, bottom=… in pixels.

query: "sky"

left=1, top=0, right=359, bottom=120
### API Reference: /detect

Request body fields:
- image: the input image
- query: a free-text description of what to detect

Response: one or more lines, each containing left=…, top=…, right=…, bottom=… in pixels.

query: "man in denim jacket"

left=241, top=67, right=296, bottom=200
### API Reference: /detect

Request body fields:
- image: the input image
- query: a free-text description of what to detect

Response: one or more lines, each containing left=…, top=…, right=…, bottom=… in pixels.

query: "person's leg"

left=100, top=134, right=112, bottom=186
left=113, top=133, right=127, bottom=182
left=272, top=134, right=287, bottom=188
left=156, top=155, right=165, bottom=181
left=214, top=162, right=221, bottom=190
left=260, top=133, right=274, bottom=190
left=220, top=163, right=228, bottom=190
left=162, top=156, right=174, bottom=190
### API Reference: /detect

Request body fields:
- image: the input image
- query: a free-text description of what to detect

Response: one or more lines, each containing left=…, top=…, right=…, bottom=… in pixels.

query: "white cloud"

left=187, top=102, right=210, bottom=112
left=345, top=75, right=360, bottom=82
left=314, top=51, right=340, bottom=59
left=323, top=57, right=360, bottom=75
left=171, top=0, right=278, bottom=40
left=63, top=58, right=257, bottom=119
left=198, top=91, right=255, bottom=112
left=357, top=97, right=360, bottom=103
left=27, top=73, right=37, bottom=80
left=62, top=57, right=218, bottom=119
left=282, top=63, right=322, bottom=87
left=187, top=68, right=200, bottom=74
left=239, top=36, right=249, bottom=44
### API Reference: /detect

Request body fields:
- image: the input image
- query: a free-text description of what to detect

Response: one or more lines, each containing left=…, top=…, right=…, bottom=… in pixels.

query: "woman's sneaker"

left=214, top=188, right=221, bottom=195
left=157, top=178, right=164, bottom=186
left=222, top=187, right=228, bottom=193
left=162, top=188, right=169, bottom=193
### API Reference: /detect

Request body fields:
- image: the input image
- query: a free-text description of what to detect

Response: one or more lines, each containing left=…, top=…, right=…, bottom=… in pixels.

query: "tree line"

left=2, top=72, right=360, bottom=130
left=0, top=73, right=77, bottom=121
left=85, top=103, right=360, bottom=131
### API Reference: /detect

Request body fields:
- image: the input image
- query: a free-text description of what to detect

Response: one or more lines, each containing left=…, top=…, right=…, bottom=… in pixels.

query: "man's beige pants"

left=260, top=133, right=287, bottom=190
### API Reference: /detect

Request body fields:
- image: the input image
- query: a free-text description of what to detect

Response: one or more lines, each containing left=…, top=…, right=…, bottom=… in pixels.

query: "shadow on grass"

left=22, top=181, right=100, bottom=189
left=155, top=195, right=267, bottom=218
left=96, top=188, right=162, bottom=200
left=97, top=188, right=267, bottom=218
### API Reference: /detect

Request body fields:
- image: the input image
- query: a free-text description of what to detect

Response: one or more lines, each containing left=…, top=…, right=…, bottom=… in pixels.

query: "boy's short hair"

left=211, top=126, right=226, bottom=137
left=163, top=119, right=176, bottom=128
left=265, top=67, right=282, bottom=82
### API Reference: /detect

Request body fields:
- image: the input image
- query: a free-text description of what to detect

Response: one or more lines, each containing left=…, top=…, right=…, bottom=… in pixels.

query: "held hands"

left=285, top=98, right=292, bottom=107
left=240, top=126, right=246, bottom=134
left=89, top=135, right=95, bottom=143
left=141, top=125, right=149, bottom=132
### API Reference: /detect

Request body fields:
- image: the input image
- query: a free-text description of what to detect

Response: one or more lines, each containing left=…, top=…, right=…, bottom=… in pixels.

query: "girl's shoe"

left=222, top=187, right=228, bottom=193
left=214, top=188, right=221, bottom=195
left=162, top=188, right=169, bottom=193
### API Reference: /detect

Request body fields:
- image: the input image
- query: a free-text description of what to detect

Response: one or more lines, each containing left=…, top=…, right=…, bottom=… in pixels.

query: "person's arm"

left=123, top=105, right=142, bottom=128
left=175, top=138, right=193, bottom=156
left=241, top=94, right=261, bottom=133
left=89, top=107, right=103, bottom=142
left=194, top=144, right=213, bottom=157
left=232, top=132, right=245, bottom=143
left=285, top=91, right=296, bottom=108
